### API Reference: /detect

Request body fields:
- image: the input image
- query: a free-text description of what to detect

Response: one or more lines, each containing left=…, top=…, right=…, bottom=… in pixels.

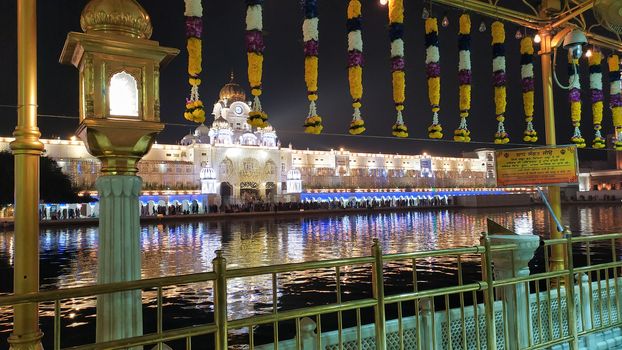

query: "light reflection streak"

left=0, top=206, right=621, bottom=345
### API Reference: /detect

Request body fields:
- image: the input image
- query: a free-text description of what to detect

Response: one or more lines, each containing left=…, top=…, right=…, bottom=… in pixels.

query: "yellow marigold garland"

left=347, top=0, right=365, bottom=135
left=302, top=0, right=322, bottom=134
left=183, top=1, right=206, bottom=124
left=590, top=51, right=605, bottom=148
left=389, top=0, right=408, bottom=137
left=568, top=53, right=585, bottom=148
left=425, top=17, right=442, bottom=139
left=454, top=14, right=471, bottom=142
left=491, top=21, right=509, bottom=144
left=609, top=54, right=622, bottom=150
left=246, top=0, right=269, bottom=128
left=520, top=37, right=537, bottom=143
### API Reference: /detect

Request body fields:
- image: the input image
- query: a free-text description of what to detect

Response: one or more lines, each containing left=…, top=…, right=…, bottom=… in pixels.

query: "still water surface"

left=0, top=205, right=620, bottom=348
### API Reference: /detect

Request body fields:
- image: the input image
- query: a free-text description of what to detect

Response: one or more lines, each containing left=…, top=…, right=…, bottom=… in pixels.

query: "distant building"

left=0, top=78, right=494, bottom=204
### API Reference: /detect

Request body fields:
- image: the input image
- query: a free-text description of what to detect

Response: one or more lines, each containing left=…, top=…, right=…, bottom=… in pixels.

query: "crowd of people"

left=144, top=196, right=454, bottom=216
left=31, top=196, right=455, bottom=221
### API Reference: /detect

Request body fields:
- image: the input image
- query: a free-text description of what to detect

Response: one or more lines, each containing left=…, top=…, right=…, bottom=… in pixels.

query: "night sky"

left=0, top=0, right=616, bottom=159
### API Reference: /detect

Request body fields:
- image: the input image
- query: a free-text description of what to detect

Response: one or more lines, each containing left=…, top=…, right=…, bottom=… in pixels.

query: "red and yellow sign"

left=494, top=145, right=579, bottom=187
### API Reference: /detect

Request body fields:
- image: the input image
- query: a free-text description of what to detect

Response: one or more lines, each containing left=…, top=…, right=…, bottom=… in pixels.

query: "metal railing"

left=2, top=232, right=622, bottom=349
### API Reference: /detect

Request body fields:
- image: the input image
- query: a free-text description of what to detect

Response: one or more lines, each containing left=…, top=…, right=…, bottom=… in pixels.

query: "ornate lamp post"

left=60, top=0, right=178, bottom=343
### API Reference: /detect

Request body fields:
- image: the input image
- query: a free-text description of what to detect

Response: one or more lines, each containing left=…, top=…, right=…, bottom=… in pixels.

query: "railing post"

left=420, top=297, right=438, bottom=350
left=213, top=250, right=228, bottom=350
left=481, top=233, right=497, bottom=350
left=371, top=239, right=386, bottom=350
left=300, top=317, right=317, bottom=349
left=564, top=228, right=579, bottom=350
left=579, top=274, right=595, bottom=348
left=488, top=233, right=539, bottom=350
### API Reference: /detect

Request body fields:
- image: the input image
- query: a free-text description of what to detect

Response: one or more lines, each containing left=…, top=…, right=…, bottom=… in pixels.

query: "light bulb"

left=585, top=49, right=593, bottom=58
left=421, top=7, right=430, bottom=20
left=515, top=29, right=523, bottom=40
left=479, top=21, right=487, bottom=32
left=442, top=15, right=449, bottom=27
left=379, top=0, right=388, bottom=5
left=534, top=33, right=541, bottom=43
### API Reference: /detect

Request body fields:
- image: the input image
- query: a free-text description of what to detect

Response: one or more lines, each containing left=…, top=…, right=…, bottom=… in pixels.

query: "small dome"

left=194, top=123, right=210, bottom=137
left=211, top=116, right=231, bottom=130
left=80, top=0, right=153, bottom=39
left=219, top=73, right=247, bottom=104
left=200, top=167, right=216, bottom=180
left=180, top=132, right=198, bottom=146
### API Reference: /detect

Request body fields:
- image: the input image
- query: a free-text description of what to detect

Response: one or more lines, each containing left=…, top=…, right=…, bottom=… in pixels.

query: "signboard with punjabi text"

left=494, top=145, right=579, bottom=187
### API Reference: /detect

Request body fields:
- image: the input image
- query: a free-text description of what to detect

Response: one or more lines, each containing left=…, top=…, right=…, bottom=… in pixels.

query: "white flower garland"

left=347, top=31, right=363, bottom=51
left=184, top=0, right=202, bottom=17
left=458, top=51, right=470, bottom=71
left=246, top=5, right=263, bottom=31
left=612, top=81, right=621, bottom=95
left=302, top=18, right=319, bottom=42
left=390, top=39, right=404, bottom=58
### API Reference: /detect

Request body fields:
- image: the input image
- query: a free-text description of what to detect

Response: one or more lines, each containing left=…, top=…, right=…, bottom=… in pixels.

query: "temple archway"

left=240, top=182, right=260, bottom=202
left=220, top=182, right=233, bottom=206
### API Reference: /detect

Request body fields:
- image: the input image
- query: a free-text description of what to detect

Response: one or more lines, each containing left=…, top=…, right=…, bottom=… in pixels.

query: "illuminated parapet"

left=200, top=167, right=217, bottom=194
left=286, top=169, right=303, bottom=194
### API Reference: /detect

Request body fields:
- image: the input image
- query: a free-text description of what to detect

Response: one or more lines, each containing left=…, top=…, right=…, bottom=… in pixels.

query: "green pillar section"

left=95, top=176, right=142, bottom=343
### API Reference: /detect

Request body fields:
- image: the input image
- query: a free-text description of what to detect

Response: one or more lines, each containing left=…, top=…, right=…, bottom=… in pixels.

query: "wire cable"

left=0, top=103, right=617, bottom=151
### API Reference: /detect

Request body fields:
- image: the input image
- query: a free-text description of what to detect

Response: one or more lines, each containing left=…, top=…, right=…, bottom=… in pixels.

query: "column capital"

left=490, top=234, right=540, bottom=277
left=96, top=175, right=142, bottom=198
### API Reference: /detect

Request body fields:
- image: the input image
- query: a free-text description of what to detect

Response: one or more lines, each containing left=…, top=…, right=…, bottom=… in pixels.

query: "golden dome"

left=219, top=73, right=247, bottom=104
left=80, top=0, right=153, bottom=39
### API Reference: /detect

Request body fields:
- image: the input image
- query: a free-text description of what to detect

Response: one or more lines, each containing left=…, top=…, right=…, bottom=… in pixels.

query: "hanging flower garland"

left=609, top=54, right=622, bottom=150
left=454, top=14, right=471, bottom=142
left=425, top=17, right=442, bottom=139
left=520, top=37, right=537, bottom=143
left=491, top=21, right=509, bottom=144
left=590, top=51, right=605, bottom=149
left=246, top=0, right=268, bottom=128
left=389, top=0, right=408, bottom=138
left=347, top=0, right=365, bottom=135
left=183, top=0, right=206, bottom=124
left=302, top=0, right=323, bottom=134
left=568, top=53, right=586, bottom=148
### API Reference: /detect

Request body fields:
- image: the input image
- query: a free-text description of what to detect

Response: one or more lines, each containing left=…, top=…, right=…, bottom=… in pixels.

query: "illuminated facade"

left=0, top=79, right=495, bottom=203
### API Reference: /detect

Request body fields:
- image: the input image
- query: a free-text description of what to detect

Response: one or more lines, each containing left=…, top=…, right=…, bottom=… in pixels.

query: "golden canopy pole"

left=8, top=0, right=45, bottom=349
left=538, top=30, right=565, bottom=272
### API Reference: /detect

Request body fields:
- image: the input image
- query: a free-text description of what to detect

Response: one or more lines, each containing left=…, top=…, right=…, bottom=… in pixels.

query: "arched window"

left=109, top=71, right=139, bottom=117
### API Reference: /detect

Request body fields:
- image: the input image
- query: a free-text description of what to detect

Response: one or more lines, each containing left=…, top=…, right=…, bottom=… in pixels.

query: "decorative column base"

left=490, top=234, right=539, bottom=350
left=95, top=176, right=143, bottom=344
left=8, top=331, right=44, bottom=350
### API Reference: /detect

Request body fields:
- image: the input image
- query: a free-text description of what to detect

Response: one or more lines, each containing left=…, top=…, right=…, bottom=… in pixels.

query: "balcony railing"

left=1, top=232, right=622, bottom=349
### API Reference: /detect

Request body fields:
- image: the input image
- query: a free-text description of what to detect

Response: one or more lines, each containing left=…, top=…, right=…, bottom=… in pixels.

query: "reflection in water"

left=0, top=205, right=621, bottom=348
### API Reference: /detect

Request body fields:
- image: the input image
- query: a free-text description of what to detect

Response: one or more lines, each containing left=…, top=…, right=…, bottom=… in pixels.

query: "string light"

left=379, top=0, right=388, bottom=5
left=441, top=15, right=449, bottom=27
left=534, top=33, right=541, bottom=43
left=478, top=21, right=487, bottom=32
left=585, top=48, right=593, bottom=58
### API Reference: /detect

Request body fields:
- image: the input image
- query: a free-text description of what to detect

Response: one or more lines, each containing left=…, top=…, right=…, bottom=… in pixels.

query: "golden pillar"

left=8, top=0, right=45, bottom=349
left=538, top=30, right=565, bottom=272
